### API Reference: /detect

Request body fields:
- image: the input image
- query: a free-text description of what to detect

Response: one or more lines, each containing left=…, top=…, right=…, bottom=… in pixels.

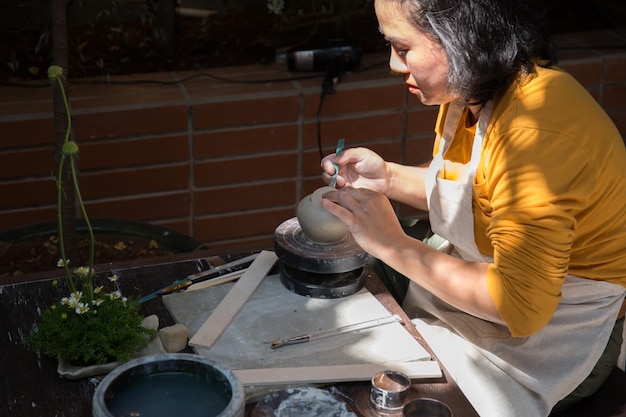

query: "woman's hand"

left=321, top=146, right=431, bottom=211
left=321, top=186, right=404, bottom=259
left=322, top=186, right=501, bottom=325
left=321, top=147, right=389, bottom=193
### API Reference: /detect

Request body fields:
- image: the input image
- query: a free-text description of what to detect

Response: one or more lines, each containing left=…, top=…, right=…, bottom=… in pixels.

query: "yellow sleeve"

left=480, top=124, right=596, bottom=336
left=473, top=66, right=626, bottom=337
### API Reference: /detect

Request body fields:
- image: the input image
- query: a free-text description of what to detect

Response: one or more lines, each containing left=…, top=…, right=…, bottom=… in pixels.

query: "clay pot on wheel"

left=296, top=186, right=348, bottom=244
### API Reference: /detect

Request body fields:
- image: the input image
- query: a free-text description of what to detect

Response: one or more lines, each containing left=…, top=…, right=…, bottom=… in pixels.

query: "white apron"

left=404, top=99, right=626, bottom=417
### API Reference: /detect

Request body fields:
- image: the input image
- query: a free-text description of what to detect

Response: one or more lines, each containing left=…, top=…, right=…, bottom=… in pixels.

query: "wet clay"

left=296, top=186, right=348, bottom=244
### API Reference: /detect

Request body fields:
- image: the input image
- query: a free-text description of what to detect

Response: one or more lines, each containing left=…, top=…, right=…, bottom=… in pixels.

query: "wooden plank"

left=233, top=361, right=442, bottom=386
left=188, top=250, right=278, bottom=349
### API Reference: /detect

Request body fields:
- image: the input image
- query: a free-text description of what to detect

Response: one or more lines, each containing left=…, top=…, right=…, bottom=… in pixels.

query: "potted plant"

left=26, top=65, right=157, bottom=379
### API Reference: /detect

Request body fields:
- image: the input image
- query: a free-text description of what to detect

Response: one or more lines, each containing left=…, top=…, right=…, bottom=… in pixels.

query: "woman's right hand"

left=321, top=147, right=389, bottom=193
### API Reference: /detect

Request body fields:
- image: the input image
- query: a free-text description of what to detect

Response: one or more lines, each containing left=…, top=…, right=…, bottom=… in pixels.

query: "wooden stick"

left=189, top=250, right=278, bottom=349
left=233, top=361, right=441, bottom=386
left=185, top=269, right=246, bottom=292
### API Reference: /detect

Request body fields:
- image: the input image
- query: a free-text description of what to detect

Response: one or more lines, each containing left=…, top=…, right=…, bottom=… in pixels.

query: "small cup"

left=402, top=398, right=452, bottom=417
left=370, top=369, right=411, bottom=412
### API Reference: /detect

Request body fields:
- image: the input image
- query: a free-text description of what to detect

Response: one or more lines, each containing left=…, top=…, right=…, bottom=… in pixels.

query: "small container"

left=370, top=369, right=411, bottom=412
left=402, top=398, right=453, bottom=417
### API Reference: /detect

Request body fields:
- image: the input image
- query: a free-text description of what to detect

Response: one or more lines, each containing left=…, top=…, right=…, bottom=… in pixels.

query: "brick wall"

left=1, top=28, right=625, bottom=254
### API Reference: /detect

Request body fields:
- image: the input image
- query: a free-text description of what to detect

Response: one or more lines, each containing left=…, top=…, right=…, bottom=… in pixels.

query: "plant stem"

left=56, top=155, right=74, bottom=293
left=53, top=75, right=76, bottom=293
left=69, top=155, right=95, bottom=302
left=51, top=0, right=77, bottom=264
left=53, top=73, right=96, bottom=295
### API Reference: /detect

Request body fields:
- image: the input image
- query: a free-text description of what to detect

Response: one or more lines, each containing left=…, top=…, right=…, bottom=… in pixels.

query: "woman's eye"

left=385, top=40, right=408, bottom=57
left=391, top=45, right=408, bottom=56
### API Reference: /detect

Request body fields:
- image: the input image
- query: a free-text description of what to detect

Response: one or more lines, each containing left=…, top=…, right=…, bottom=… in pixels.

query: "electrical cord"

left=0, top=59, right=387, bottom=89
left=317, top=54, right=347, bottom=160
left=1, top=42, right=624, bottom=89
left=1, top=57, right=385, bottom=163
left=0, top=71, right=325, bottom=88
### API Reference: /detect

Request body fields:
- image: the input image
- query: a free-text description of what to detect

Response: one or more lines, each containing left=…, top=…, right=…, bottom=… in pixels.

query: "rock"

left=158, top=323, right=189, bottom=353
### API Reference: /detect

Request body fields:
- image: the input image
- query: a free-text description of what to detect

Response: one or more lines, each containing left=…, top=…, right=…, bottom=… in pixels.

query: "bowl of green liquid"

left=93, top=353, right=244, bottom=417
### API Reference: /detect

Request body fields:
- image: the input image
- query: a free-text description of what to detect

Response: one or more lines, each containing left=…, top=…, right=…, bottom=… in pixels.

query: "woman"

left=320, top=0, right=626, bottom=415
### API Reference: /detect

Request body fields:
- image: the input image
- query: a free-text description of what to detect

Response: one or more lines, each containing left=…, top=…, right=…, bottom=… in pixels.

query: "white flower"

left=74, top=266, right=93, bottom=277
left=108, top=274, right=119, bottom=282
left=60, top=297, right=70, bottom=306
left=92, top=298, right=104, bottom=306
left=109, top=290, right=122, bottom=300
left=75, top=303, right=89, bottom=314
left=94, top=286, right=104, bottom=294
left=266, top=0, right=284, bottom=15
left=67, top=292, right=82, bottom=308
left=57, top=259, right=70, bottom=267
left=69, top=291, right=83, bottom=300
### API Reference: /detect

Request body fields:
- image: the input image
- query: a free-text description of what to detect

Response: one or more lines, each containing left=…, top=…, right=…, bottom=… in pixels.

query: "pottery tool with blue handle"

left=328, top=138, right=345, bottom=188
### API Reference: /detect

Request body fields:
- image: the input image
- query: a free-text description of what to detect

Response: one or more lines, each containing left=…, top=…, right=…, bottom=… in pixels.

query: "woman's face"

left=375, top=0, right=455, bottom=106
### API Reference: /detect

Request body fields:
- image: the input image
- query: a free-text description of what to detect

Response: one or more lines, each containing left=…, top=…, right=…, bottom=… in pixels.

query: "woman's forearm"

left=377, top=234, right=504, bottom=324
left=384, top=161, right=430, bottom=211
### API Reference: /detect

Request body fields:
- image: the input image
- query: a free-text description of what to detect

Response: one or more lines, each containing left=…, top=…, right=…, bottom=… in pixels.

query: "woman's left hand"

left=321, top=186, right=404, bottom=259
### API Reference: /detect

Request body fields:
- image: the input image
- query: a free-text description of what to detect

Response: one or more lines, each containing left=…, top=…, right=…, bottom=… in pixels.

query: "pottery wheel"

left=274, top=217, right=371, bottom=298
left=275, top=217, right=371, bottom=274
left=279, top=263, right=368, bottom=299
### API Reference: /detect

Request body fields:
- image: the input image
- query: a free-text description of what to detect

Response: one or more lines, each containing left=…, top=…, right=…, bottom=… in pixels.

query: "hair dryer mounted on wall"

left=276, top=39, right=362, bottom=72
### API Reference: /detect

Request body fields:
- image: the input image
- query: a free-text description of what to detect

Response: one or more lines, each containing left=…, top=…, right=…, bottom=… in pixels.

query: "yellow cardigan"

left=433, top=66, right=626, bottom=336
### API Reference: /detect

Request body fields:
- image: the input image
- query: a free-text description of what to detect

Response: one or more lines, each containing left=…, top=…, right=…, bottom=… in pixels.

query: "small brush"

left=268, top=314, right=402, bottom=349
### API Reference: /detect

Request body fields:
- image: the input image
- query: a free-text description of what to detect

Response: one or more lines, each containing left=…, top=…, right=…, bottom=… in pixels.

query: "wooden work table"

left=0, top=251, right=479, bottom=417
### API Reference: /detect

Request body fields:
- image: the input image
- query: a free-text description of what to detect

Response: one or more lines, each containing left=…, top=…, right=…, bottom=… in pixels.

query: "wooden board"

left=188, top=250, right=278, bottom=349
left=233, top=361, right=442, bottom=386
left=164, top=271, right=437, bottom=387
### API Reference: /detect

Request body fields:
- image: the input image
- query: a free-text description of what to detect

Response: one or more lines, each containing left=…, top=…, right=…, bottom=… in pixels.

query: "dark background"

left=1, top=0, right=625, bottom=81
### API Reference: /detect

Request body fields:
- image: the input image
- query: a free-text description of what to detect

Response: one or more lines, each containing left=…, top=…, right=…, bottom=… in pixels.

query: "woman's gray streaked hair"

left=391, top=0, right=557, bottom=105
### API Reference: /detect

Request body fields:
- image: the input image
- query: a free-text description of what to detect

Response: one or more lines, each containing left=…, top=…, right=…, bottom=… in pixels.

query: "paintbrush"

left=268, top=314, right=402, bottom=349
left=185, top=268, right=247, bottom=291
left=138, top=252, right=259, bottom=303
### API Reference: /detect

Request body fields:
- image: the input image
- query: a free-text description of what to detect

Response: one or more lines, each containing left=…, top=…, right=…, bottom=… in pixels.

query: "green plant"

left=27, top=273, right=152, bottom=365
left=26, top=65, right=153, bottom=366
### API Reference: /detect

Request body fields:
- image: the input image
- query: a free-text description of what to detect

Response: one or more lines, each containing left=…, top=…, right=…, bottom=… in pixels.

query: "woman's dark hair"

left=395, top=0, right=558, bottom=105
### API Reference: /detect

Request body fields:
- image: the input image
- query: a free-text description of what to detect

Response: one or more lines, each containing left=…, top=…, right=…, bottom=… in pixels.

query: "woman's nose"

left=389, top=49, right=407, bottom=74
